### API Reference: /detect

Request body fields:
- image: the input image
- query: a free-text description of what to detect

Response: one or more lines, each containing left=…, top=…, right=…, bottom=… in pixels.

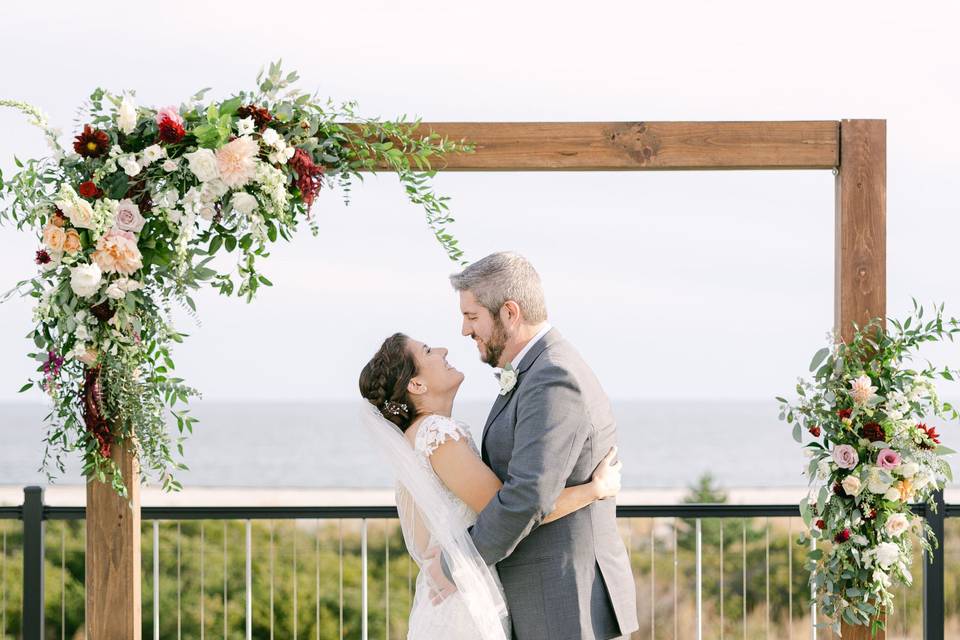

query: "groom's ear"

left=501, top=300, right=522, bottom=327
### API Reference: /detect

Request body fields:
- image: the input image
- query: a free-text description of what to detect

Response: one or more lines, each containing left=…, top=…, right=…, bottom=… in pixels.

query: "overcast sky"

left=1, top=0, right=958, bottom=404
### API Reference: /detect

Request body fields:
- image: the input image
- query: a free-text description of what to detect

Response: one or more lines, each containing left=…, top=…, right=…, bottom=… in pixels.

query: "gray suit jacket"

left=469, top=329, right=638, bottom=640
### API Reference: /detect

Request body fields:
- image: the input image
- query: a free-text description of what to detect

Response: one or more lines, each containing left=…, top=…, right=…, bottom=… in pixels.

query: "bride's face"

left=407, top=339, right=465, bottom=397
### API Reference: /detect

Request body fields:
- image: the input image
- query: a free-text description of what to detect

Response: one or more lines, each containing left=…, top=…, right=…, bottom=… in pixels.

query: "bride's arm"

left=429, top=441, right=622, bottom=521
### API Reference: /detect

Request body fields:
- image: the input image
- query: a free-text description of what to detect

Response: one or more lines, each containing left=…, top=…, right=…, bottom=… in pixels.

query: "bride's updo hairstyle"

left=359, top=333, right=419, bottom=431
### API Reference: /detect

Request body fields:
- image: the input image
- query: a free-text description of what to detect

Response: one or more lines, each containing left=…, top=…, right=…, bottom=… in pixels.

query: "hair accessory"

left=382, top=400, right=408, bottom=416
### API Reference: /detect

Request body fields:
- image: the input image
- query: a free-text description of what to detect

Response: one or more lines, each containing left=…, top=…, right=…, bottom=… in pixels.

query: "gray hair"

left=449, top=252, right=548, bottom=323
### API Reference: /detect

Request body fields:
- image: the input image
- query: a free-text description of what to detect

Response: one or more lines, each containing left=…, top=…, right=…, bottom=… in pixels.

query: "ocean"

left=2, top=399, right=959, bottom=490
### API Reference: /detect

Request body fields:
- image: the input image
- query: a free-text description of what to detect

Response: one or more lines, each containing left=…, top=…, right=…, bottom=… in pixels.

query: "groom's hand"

left=422, top=545, right=457, bottom=604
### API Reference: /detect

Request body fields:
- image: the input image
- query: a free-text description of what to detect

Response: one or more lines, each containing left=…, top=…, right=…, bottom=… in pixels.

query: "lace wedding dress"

left=359, top=405, right=510, bottom=640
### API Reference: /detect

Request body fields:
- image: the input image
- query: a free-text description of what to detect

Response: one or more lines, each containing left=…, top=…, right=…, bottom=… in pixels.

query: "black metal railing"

left=1, top=486, right=950, bottom=639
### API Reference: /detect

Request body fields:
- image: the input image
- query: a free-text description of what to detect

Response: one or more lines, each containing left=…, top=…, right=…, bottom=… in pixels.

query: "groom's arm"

left=469, top=361, right=589, bottom=565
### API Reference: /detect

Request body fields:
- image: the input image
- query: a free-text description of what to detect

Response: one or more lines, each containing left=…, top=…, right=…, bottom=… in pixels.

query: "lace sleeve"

left=416, top=415, right=471, bottom=457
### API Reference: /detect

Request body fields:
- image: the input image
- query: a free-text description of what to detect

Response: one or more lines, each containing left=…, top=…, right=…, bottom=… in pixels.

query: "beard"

left=479, top=316, right=509, bottom=367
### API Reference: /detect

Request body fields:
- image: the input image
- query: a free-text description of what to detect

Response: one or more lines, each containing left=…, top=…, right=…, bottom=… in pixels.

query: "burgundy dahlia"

left=73, top=125, right=110, bottom=158
left=861, top=422, right=886, bottom=442
left=832, top=482, right=844, bottom=496
left=837, top=408, right=853, bottom=420
left=289, top=148, right=324, bottom=208
left=78, top=180, right=102, bottom=199
left=808, top=425, right=821, bottom=438
left=158, top=116, right=186, bottom=144
left=35, top=249, right=51, bottom=265
left=236, top=104, right=272, bottom=130
left=834, top=528, right=851, bottom=543
left=815, top=519, right=826, bottom=530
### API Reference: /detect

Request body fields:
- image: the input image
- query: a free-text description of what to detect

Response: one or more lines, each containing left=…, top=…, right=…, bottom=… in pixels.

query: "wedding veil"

left=359, top=401, right=510, bottom=640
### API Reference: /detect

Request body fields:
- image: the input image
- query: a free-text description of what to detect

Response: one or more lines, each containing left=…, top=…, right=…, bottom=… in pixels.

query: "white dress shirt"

left=509, top=323, right=553, bottom=370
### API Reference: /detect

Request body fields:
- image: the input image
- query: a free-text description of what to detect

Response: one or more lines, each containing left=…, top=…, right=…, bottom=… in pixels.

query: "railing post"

left=924, top=489, right=945, bottom=640
left=22, top=486, right=45, bottom=640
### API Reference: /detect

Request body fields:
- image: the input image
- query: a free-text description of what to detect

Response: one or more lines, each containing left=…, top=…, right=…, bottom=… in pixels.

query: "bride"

left=358, top=333, right=623, bottom=639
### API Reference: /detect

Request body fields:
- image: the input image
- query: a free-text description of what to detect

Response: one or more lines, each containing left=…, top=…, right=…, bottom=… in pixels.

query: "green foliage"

left=0, top=63, right=473, bottom=496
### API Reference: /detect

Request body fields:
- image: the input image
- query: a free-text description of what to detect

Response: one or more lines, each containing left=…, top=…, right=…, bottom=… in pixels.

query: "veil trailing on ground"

left=359, top=401, right=509, bottom=640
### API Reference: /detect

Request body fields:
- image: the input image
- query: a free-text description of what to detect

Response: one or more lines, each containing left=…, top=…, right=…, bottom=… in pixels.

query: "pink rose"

left=832, top=444, right=859, bottom=470
left=114, top=199, right=146, bottom=233
left=155, top=106, right=184, bottom=127
left=877, top=448, right=901, bottom=470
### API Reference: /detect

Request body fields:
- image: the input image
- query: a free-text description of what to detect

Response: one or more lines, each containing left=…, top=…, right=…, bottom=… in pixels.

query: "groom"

left=448, top=252, right=638, bottom=640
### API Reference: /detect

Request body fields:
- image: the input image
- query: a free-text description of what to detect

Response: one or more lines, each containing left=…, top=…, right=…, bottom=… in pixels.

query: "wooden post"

left=835, top=119, right=886, bottom=342
left=835, top=118, right=887, bottom=639
left=86, top=440, right=142, bottom=639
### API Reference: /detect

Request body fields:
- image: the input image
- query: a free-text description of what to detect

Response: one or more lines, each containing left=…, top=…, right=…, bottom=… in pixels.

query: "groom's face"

left=459, top=290, right=509, bottom=367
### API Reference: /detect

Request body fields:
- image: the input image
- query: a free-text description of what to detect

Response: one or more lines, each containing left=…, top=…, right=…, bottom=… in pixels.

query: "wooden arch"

left=86, top=119, right=885, bottom=638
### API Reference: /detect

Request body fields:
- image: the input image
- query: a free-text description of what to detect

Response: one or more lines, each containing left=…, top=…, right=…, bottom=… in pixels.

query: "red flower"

left=808, top=425, right=822, bottom=438
left=832, top=482, right=844, bottom=496
left=815, top=519, right=826, bottom=530
left=35, top=249, right=51, bottom=265
left=837, top=408, right=853, bottom=420
left=78, top=180, right=102, bottom=199
left=861, top=422, right=885, bottom=442
left=289, top=148, right=324, bottom=208
left=236, top=104, right=273, bottom=130
left=834, top=528, right=851, bottom=543
left=916, top=423, right=941, bottom=449
left=158, top=116, right=186, bottom=144
left=73, top=125, right=110, bottom=158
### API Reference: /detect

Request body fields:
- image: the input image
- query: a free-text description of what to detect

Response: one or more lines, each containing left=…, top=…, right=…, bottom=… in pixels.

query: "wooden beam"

left=86, top=441, right=142, bottom=640
left=406, top=121, right=839, bottom=170
left=835, top=119, right=886, bottom=341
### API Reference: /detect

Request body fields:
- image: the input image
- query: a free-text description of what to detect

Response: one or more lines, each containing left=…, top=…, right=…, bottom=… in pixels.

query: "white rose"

left=874, top=542, right=900, bottom=569
left=237, top=117, right=255, bottom=136
left=867, top=471, right=892, bottom=495
left=162, top=159, right=180, bottom=172
left=261, top=128, right=281, bottom=147
left=105, top=282, right=126, bottom=300
left=141, top=144, right=165, bottom=166
left=185, top=148, right=220, bottom=182
left=884, top=487, right=901, bottom=501
left=75, top=324, right=91, bottom=341
left=899, top=462, right=919, bottom=478
left=200, top=179, right=228, bottom=203
left=118, top=94, right=138, bottom=135
left=198, top=204, right=217, bottom=221
left=70, top=263, right=103, bottom=298
left=167, top=208, right=183, bottom=225
left=57, top=192, right=95, bottom=229
left=842, top=475, right=863, bottom=497
left=118, top=155, right=142, bottom=177
left=231, top=192, right=258, bottom=216
left=885, top=513, right=909, bottom=537
left=118, top=278, right=142, bottom=292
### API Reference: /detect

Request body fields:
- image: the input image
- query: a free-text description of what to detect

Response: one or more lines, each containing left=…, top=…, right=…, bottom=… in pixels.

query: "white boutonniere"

left=498, top=363, right=518, bottom=396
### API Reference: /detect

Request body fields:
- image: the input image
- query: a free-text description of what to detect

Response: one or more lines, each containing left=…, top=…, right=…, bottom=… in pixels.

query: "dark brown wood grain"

left=835, top=119, right=887, bottom=341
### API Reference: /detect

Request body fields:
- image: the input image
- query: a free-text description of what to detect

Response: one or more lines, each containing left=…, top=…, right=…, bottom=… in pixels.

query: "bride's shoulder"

left=410, top=414, right=471, bottom=456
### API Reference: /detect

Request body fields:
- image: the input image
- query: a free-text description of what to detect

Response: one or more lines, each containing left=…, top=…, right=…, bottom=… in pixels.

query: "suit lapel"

left=480, top=328, right=562, bottom=457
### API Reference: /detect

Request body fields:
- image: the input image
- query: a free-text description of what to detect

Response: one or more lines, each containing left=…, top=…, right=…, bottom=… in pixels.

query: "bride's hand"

left=590, top=446, right=623, bottom=500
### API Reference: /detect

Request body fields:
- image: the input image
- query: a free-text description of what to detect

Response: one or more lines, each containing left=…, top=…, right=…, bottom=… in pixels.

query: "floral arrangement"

left=778, top=302, right=959, bottom=636
left=1, top=62, right=470, bottom=495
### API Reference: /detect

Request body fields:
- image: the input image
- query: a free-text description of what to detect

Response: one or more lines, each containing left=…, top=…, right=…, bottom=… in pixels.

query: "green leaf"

left=18, top=382, right=33, bottom=393
left=208, top=236, right=223, bottom=254
left=935, top=445, right=956, bottom=456
left=809, top=347, right=830, bottom=372
left=792, top=422, right=802, bottom=443
left=104, top=172, right=129, bottom=199
left=220, top=97, right=242, bottom=116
